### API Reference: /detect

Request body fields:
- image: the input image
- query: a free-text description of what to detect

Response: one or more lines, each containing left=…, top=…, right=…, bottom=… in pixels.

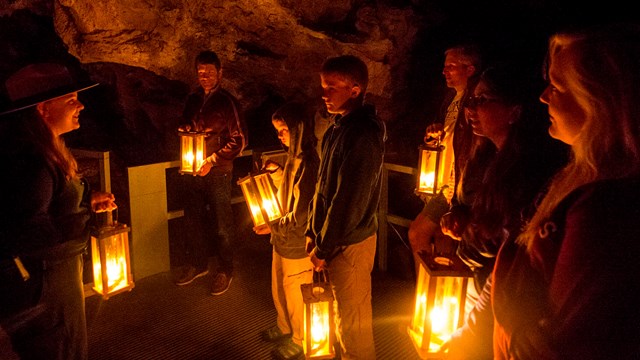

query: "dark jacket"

left=306, top=104, right=386, bottom=260
left=0, top=123, right=91, bottom=318
left=269, top=117, right=319, bottom=259
left=0, top=135, right=91, bottom=259
left=180, top=86, right=247, bottom=174
left=493, top=178, right=640, bottom=359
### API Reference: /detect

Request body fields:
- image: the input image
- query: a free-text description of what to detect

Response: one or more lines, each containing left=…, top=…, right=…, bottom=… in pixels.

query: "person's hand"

left=91, top=191, right=117, bottom=213
left=177, top=124, right=191, bottom=132
left=196, top=160, right=213, bottom=176
left=440, top=207, right=470, bottom=241
left=262, top=160, right=281, bottom=173
left=253, top=224, right=271, bottom=235
left=424, top=123, right=445, bottom=143
left=309, top=248, right=327, bottom=272
left=305, top=236, right=315, bottom=254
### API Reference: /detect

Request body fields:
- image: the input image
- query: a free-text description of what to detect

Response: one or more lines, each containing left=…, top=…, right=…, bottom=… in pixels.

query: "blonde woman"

left=492, top=24, right=640, bottom=359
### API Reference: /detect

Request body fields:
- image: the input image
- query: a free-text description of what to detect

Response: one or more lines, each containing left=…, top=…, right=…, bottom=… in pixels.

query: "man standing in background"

left=176, top=50, right=247, bottom=296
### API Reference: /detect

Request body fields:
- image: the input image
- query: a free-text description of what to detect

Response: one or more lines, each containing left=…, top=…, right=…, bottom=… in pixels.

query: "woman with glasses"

left=440, top=65, right=569, bottom=359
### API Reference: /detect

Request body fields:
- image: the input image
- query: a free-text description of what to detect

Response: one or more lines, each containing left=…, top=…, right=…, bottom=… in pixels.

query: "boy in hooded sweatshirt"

left=254, top=102, right=320, bottom=360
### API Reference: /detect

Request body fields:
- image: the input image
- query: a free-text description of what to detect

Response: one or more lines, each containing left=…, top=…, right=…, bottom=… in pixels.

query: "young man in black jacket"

left=306, top=55, right=386, bottom=359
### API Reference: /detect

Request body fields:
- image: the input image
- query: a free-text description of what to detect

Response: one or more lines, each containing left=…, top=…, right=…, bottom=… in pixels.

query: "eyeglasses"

left=464, top=95, right=501, bottom=108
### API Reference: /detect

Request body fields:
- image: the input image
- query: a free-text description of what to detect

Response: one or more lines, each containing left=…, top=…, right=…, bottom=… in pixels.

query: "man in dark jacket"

left=306, top=55, right=385, bottom=359
left=175, top=51, right=247, bottom=296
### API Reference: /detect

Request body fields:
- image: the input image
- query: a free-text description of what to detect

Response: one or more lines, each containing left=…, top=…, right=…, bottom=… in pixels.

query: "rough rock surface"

left=54, top=0, right=413, bottom=113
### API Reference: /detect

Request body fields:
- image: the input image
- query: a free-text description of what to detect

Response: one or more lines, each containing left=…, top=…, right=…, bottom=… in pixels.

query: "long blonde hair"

left=518, top=24, right=640, bottom=249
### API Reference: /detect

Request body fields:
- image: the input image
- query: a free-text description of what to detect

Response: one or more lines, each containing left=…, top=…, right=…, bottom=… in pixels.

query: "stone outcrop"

left=54, top=0, right=412, bottom=112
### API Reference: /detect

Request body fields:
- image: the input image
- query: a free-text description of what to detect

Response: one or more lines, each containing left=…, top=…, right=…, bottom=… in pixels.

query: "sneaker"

left=261, top=325, right=291, bottom=342
left=272, top=338, right=304, bottom=360
left=175, top=266, right=209, bottom=286
left=211, top=272, right=232, bottom=295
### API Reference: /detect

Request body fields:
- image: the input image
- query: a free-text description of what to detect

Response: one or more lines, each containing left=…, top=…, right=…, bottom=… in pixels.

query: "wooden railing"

left=377, top=162, right=416, bottom=272
left=75, top=148, right=416, bottom=276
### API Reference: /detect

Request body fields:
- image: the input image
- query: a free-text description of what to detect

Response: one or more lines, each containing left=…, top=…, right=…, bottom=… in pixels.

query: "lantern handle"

left=313, top=269, right=330, bottom=284
left=424, top=134, right=442, bottom=148
left=112, top=207, right=119, bottom=225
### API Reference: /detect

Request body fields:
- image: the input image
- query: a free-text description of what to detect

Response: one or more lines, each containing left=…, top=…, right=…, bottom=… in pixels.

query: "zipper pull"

left=13, top=256, right=30, bottom=281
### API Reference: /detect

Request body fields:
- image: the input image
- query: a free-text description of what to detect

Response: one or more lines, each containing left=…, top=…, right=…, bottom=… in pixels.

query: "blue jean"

left=182, top=171, right=235, bottom=274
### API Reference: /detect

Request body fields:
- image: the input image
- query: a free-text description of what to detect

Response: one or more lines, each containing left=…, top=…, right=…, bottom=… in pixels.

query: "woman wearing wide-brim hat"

left=0, top=63, right=116, bottom=360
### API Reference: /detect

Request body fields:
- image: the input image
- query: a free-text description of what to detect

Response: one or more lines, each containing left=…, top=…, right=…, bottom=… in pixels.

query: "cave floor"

left=86, top=221, right=422, bottom=360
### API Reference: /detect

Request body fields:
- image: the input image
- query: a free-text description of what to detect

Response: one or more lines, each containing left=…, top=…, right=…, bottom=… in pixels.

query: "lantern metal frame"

left=301, top=270, right=336, bottom=359
left=90, top=211, right=134, bottom=300
left=415, top=140, right=446, bottom=199
left=407, top=250, right=473, bottom=359
left=237, top=171, right=283, bottom=229
left=178, top=130, right=208, bottom=175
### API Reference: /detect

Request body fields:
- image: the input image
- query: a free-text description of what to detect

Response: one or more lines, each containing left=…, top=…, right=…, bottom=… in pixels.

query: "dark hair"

left=321, top=55, right=369, bottom=95
left=272, top=102, right=317, bottom=156
left=195, top=51, right=221, bottom=70
left=480, top=65, right=540, bottom=106
left=469, top=65, right=568, bottom=240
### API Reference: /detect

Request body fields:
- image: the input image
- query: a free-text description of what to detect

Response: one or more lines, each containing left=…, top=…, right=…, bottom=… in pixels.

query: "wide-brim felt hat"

left=0, top=63, right=98, bottom=116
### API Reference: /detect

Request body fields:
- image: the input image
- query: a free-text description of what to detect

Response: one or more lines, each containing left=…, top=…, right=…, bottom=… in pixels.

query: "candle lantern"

left=90, top=210, right=134, bottom=300
left=179, top=130, right=208, bottom=175
left=237, top=171, right=283, bottom=228
left=415, top=140, right=445, bottom=197
left=301, top=271, right=336, bottom=359
left=407, top=251, right=473, bottom=359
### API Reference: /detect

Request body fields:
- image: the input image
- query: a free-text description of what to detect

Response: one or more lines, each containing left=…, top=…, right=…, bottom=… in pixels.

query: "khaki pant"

left=271, top=249, right=313, bottom=345
left=328, top=234, right=377, bottom=360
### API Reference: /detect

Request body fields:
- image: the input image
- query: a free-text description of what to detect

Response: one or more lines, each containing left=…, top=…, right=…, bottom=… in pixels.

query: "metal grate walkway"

left=86, top=227, right=422, bottom=360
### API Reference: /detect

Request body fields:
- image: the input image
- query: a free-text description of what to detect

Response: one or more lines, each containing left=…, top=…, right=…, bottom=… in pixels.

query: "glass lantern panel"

left=417, top=146, right=446, bottom=195
left=180, top=135, right=195, bottom=173
left=304, top=301, right=333, bottom=358
left=239, top=177, right=266, bottom=226
left=254, top=174, right=282, bottom=221
left=180, top=133, right=206, bottom=174
left=194, top=135, right=206, bottom=171
left=91, top=236, right=104, bottom=294
left=409, top=263, right=467, bottom=354
left=91, top=231, right=131, bottom=295
left=428, top=276, right=465, bottom=351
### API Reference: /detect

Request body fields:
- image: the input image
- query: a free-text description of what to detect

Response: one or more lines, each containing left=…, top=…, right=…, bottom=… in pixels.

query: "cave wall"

left=2, top=0, right=639, bottom=168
